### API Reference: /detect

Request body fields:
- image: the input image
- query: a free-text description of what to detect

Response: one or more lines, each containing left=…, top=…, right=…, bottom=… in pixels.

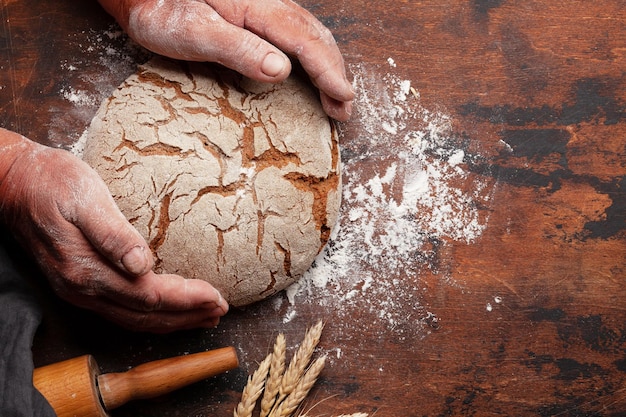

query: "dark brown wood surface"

left=2, top=1, right=626, bottom=416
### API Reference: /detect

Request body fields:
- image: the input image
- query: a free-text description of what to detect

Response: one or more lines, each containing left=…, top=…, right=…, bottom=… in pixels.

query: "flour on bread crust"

left=82, top=57, right=341, bottom=306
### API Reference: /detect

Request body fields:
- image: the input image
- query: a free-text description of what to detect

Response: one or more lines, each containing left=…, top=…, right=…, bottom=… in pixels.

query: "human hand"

left=0, top=130, right=228, bottom=333
left=98, top=0, right=355, bottom=121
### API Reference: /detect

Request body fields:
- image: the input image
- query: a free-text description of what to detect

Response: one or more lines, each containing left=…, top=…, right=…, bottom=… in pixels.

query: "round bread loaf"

left=82, top=57, right=341, bottom=306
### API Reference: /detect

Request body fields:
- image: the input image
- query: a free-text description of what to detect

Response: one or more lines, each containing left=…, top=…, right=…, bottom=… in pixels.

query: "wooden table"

left=2, top=1, right=625, bottom=415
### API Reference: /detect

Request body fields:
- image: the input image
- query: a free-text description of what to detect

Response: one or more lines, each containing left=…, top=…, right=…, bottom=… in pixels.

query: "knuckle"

left=49, top=262, right=100, bottom=300
left=140, top=289, right=163, bottom=312
left=96, top=226, right=142, bottom=262
left=98, top=228, right=128, bottom=252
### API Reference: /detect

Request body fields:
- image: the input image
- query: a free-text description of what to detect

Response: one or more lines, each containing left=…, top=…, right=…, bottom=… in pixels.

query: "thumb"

left=69, top=174, right=154, bottom=276
left=211, top=28, right=293, bottom=82
left=126, top=2, right=293, bottom=83
left=83, top=207, right=153, bottom=276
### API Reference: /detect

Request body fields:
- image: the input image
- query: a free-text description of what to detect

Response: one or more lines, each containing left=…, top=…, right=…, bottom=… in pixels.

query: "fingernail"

left=347, top=79, right=356, bottom=97
left=261, top=52, right=287, bottom=77
left=209, top=306, right=227, bottom=316
left=345, top=101, right=353, bottom=118
left=215, top=289, right=229, bottom=313
left=121, top=245, right=149, bottom=275
left=203, top=289, right=228, bottom=312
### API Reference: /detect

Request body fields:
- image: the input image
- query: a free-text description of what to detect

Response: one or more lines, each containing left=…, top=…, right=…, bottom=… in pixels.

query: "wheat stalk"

left=231, top=320, right=366, bottom=417
left=300, top=414, right=369, bottom=417
left=234, top=353, right=272, bottom=417
left=270, top=355, right=327, bottom=417
left=260, top=333, right=287, bottom=417
left=336, top=414, right=369, bottom=417
left=277, top=320, right=324, bottom=402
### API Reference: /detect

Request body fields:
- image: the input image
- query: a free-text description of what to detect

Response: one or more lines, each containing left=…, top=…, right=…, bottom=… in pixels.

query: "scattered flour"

left=60, top=87, right=98, bottom=107
left=53, top=25, right=151, bottom=148
left=284, top=61, right=495, bottom=338
left=55, top=29, right=494, bottom=341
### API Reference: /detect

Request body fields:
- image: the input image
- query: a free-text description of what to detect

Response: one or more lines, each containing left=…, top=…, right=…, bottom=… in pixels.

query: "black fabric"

left=0, top=240, right=56, bottom=417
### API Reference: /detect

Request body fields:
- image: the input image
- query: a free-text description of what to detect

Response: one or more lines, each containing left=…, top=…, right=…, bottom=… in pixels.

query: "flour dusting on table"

left=53, top=26, right=151, bottom=148
left=56, top=33, right=494, bottom=340
left=284, top=60, right=494, bottom=337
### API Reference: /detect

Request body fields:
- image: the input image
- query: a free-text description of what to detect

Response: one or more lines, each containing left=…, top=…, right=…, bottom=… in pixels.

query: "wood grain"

left=98, top=347, right=239, bottom=410
left=1, top=0, right=625, bottom=416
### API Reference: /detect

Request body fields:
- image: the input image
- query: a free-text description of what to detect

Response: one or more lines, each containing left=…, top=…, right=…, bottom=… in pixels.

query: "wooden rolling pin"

left=33, top=346, right=239, bottom=417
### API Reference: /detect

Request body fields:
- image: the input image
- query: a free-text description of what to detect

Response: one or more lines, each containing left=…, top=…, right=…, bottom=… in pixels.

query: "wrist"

left=97, top=0, right=144, bottom=31
left=0, top=128, right=36, bottom=183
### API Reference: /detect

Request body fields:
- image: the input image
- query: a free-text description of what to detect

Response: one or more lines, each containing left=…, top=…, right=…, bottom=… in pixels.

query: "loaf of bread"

left=82, top=57, right=341, bottom=306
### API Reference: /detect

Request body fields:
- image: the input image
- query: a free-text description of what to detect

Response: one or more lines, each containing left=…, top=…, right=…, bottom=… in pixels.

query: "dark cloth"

left=0, top=241, right=56, bottom=417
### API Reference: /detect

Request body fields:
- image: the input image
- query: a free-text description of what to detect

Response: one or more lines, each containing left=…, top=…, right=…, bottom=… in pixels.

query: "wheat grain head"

left=234, top=353, right=272, bottom=417
left=271, top=355, right=327, bottom=417
left=278, top=320, right=324, bottom=400
left=260, top=333, right=287, bottom=417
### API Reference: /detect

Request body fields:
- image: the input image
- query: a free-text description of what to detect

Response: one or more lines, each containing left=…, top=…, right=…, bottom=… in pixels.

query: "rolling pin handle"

left=33, top=346, right=239, bottom=417
left=97, top=346, right=239, bottom=410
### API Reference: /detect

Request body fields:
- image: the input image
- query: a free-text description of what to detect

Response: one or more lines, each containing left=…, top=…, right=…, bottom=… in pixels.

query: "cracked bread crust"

left=82, top=57, right=341, bottom=306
